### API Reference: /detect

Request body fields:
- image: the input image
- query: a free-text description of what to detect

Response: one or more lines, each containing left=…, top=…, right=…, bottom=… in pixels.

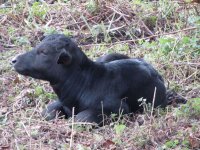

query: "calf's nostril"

left=11, top=58, right=17, bottom=64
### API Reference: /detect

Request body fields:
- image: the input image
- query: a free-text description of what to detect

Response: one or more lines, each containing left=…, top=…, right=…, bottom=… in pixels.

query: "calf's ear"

left=57, top=50, right=72, bottom=65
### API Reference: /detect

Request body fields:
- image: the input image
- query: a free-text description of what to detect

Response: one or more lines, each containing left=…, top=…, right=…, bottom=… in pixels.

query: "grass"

left=0, top=0, right=200, bottom=149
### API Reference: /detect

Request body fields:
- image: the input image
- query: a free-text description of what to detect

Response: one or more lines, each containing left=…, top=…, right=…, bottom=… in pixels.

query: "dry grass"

left=0, top=0, right=200, bottom=149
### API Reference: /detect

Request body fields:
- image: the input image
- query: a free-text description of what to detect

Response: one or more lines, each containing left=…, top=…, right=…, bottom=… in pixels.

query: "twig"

left=14, top=139, right=20, bottom=150
left=70, top=107, right=75, bottom=150
left=1, top=44, right=16, bottom=48
left=116, top=99, right=125, bottom=124
left=106, top=6, right=130, bottom=17
left=68, top=12, right=82, bottom=31
left=29, top=99, right=40, bottom=122
left=140, top=20, right=154, bottom=35
left=101, top=101, right=105, bottom=127
left=21, top=122, right=31, bottom=137
left=107, top=12, right=116, bottom=33
left=108, top=25, right=126, bottom=32
left=0, top=15, right=7, bottom=24
left=0, top=5, right=12, bottom=8
left=44, top=14, right=53, bottom=28
left=173, top=62, right=200, bottom=67
left=66, top=10, right=109, bottom=27
left=148, top=87, right=157, bottom=137
left=151, top=87, right=157, bottom=117
left=180, top=71, right=198, bottom=84
left=81, top=15, right=94, bottom=36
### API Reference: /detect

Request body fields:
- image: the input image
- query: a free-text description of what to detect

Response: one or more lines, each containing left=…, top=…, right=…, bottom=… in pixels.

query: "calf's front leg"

left=42, top=100, right=72, bottom=121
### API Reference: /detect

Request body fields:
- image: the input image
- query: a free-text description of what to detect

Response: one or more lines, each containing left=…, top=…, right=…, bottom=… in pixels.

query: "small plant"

left=141, top=34, right=200, bottom=57
left=158, top=37, right=175, bottom=55
left=43, top=27, right=58, bottom=35
left=91, top=23, right=111, bottom=43
left=114, top=124, right=126, bottom=135
left=164, top=139, right=179, bottom=149
left=73, top=124, right=93, bottom=132
left=175, top=98, right=200, bottom=118
left=138, top=98, right=152, bottom=114
left=44, top=93, right=57, bottom=99
left=85, top=0, right=99, bottom=14
left=143, top=16, right=158, bottom=31
left=110, top=113, right=117, bottom=120
left=63, top=29, right=72, bottom=36
left=182, top=139, right=190, bottom=148
left=113, top=123, right=126, bottom=144
left=30, top=2, right=48, bottom=20
left=157, top=0, right=178, bottom=18
left=34, top=86, right=44, bottom=97
left=15, top=36, right=30, bottom=46
left=7, top=27, right=16, bottom=36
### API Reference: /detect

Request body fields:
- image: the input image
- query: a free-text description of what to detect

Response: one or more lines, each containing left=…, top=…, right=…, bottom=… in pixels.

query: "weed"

left=175, top=98, right=200, bottom=118
left=0, top=7, right=11, bottom=14
left=182, top=139, right=190, bottom=148
left=63, top=29, right=72, bottom=36
left=34, top=86, right=44, bottom=97
left=7, top=27, right=16, bottom=36
left=141, top=32, right=200, bottom=59
left=42, top=27, right=58, bottom=35
left=86, top=0, right=99, bottom=14
left=164, top=139, right=179, bottom=149
left=74, top=124, right=93, bottom=132
left=112, top=122, right=126, bottom=144
left=157, top=0, right=179, bottom=19
left=15, top=36, right=30, bottom=46
left=30, top=2, right=48, bottom=20
left=114, top=124, right=126, bottom=135
left=138, top=98, right=152, bottom=114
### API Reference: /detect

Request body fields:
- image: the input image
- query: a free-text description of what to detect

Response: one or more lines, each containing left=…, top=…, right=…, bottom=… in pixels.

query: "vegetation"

left=0, top=0, right=199, bottom=149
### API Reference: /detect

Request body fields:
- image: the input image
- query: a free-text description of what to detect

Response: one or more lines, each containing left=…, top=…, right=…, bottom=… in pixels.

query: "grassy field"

left=0, top=0, right=200, bottom=149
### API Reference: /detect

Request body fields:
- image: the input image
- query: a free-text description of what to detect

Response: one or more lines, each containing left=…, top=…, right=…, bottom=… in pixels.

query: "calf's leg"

left=42, top=101, right=72, bottom=121
left=75, top=109, right=104, bottom=125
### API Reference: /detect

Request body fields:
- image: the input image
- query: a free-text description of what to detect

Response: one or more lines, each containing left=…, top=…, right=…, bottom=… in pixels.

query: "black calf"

left=12, top=34, right=167, bottom=124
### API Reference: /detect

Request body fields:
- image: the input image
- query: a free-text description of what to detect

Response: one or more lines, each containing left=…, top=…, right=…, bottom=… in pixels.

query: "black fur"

left=12, top=34, right=167, bottom=124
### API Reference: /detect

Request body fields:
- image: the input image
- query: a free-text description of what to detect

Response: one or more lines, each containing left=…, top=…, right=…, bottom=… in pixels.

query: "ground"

left=0, top=0, right=200, bottom=149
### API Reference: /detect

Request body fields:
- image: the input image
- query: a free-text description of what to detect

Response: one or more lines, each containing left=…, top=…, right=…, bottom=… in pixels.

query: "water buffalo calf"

left=12, top=34, right=167, bottom=125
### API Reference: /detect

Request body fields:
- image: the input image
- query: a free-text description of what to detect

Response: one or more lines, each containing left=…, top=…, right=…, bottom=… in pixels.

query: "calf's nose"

left=11, top=57, right=17, bottom=64
left=12, top=59, right=17, bottom=64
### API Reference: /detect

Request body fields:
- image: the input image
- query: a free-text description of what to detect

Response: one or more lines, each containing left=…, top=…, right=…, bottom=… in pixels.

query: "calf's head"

left=12, top=34, right=85, bottom=84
